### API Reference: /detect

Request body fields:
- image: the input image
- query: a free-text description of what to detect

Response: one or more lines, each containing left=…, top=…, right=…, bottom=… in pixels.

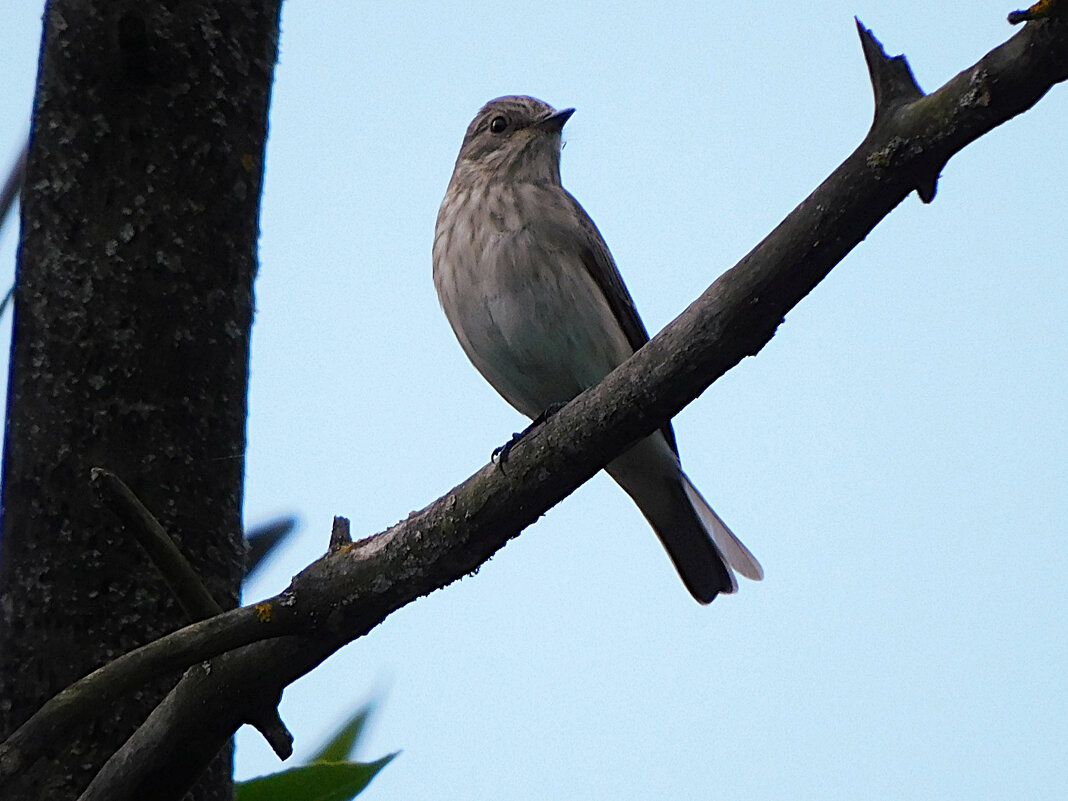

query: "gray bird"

left=433, top=95, right=762, bottom=603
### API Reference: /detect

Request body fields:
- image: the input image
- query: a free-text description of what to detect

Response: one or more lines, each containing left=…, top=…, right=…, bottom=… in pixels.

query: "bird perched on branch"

left=433, top=95, right=762, bottom=603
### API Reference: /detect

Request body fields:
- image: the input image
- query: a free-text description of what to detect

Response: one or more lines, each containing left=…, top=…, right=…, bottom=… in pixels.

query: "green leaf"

left=234, top=755, right=396, bottom=801
left=311, top=704, right=373, bottom=764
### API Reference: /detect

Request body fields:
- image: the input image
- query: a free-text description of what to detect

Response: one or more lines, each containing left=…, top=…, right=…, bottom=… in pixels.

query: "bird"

left=433, top=95, right=762, bottom=603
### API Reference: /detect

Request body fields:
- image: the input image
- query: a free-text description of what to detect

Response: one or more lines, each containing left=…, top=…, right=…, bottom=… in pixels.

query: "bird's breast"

left=433, top=181, right=633, bottom=418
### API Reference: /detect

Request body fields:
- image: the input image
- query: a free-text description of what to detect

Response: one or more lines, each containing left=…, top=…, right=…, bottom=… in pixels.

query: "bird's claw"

left=490, top=402, right=567, bottom=469
left=491, top=431, right=524, bottom=467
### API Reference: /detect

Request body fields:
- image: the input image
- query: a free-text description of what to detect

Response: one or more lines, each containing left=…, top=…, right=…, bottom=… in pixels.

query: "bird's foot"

left=491, top=431, right=524, bottom=467
left=491, top=402, right=567, bottom=467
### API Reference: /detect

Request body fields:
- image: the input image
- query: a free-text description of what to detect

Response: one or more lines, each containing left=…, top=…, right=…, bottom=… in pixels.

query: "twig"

left=90, top=468, right=222, bottom=621
left=0, top=140, right=26, bottom=238
left=1009, top=0, right=1066, bottom=24
left=329, top=516, right=352, bottom=550
left=0, top=142, right=27, bottom=323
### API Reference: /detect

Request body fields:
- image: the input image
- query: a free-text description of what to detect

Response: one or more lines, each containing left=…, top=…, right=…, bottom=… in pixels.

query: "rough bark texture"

left=0, top=2, right=281, bottom=800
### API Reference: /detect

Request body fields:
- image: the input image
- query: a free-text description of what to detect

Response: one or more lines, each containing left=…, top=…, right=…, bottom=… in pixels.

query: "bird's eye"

left=489, top=115, right=508, bottom=134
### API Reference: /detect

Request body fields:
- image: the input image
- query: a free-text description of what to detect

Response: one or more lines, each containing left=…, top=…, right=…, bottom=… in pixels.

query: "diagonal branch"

left=91, top=468, right=224, bottom=621
left=1, top=15, right=1065, bottom=800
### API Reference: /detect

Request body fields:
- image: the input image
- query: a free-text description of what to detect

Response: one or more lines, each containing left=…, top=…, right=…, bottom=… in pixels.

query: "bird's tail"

left=606, top=434, right=762, bottom=604
left=680, top=472, right=764, bottom=583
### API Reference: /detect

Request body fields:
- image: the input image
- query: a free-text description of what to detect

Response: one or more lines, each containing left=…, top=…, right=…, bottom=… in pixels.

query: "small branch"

left=0, top=601, right=299, bottom=782
left=0, top=286, right=14, bottom=323
left=246, top=707, right=294, bottom=761
left=90, top=468, right=222, bottom=620
left=330, top=515, right=353, bottom=550
left=856, top=18, right=925, bottom=117
left=856, top=19, right=938, bottom=201
left=78, top=644, right=310, bottom=801
left=1009, top=0, right=1066, bottom=24
left=0, top=140, right=26, bottom=237
left=0, top=142, right=25, bottom=323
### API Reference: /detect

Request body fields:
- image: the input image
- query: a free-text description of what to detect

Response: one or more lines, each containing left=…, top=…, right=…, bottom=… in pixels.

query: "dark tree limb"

left=91, top=468, right=223, bottom=620
left=0, top=3, right=282, bottom=799
left=78, top=636, right=322, bottom=801
left=0, top=603, right=298, bottom=782
left=1, top=15, right=1065, bottom=801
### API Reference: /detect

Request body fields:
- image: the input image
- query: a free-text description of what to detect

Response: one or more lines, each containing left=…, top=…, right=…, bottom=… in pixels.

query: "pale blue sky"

left=2, top=3, right=1066, bottom=800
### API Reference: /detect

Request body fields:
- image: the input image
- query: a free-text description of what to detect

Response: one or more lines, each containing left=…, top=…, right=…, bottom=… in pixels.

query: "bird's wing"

left=561, top=189, right=680, bottom=456
left=561, top=190, right=651, bottom=353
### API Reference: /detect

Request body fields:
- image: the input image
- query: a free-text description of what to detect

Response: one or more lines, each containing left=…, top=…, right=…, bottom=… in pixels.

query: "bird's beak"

left=536, top=107, right=575, bottom=133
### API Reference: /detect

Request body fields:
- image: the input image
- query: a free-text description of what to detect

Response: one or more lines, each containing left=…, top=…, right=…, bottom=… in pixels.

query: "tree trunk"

left=0, top=3, right=281, bottom=799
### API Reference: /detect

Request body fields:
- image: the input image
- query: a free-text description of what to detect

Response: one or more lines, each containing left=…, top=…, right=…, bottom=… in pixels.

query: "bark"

left=0, top=3, right=281, bottom=800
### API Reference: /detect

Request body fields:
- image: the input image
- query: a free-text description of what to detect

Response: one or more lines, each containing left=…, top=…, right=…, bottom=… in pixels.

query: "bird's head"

left=452, top=95, right=574, bottom=184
